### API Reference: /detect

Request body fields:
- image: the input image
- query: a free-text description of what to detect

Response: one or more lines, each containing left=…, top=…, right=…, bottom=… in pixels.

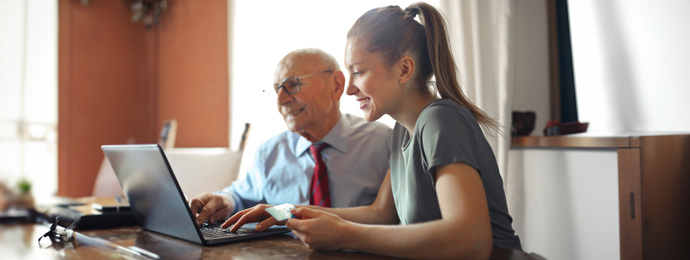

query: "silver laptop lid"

left=102, top=144, right=203, bottom=244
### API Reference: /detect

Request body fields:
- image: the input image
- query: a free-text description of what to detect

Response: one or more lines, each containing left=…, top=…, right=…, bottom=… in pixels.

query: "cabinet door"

left=638, top=135, right=690, bottom=259
left=617, top=148, right=642, bottom=260
left=509, top=149, right=620, bottom=260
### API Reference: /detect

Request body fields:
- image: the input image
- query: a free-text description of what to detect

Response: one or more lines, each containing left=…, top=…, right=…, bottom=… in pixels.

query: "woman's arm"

left=288, top=162, right=492, bottom=260
left=307, top=169, right=398, bottom=224
left=222, top=170, right=398, bottom=231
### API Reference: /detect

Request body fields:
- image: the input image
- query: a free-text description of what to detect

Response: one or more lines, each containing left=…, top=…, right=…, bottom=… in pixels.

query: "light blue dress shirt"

left=218, top=113, right=392, bottom=214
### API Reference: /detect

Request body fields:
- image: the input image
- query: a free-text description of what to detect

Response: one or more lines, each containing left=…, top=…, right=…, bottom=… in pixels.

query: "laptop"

left=101, top=144, right=290, bottom=245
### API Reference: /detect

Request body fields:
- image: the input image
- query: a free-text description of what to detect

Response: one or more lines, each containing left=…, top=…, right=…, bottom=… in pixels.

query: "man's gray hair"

left=285, top=48, right=341, bottom=71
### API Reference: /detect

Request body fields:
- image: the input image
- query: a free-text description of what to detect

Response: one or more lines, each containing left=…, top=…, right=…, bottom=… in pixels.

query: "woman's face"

left=344, top=39, right=401, bottom=122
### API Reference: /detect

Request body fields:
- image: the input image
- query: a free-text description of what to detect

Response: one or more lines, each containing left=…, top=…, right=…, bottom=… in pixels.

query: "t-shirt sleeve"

left=417, top=104, right=481, bottom=179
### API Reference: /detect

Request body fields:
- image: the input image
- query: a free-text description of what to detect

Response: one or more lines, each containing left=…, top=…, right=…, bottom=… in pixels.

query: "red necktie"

left=309, top=143, right=331, bottom=207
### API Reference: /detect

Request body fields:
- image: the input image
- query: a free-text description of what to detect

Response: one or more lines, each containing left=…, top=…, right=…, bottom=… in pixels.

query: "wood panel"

left=511, top=135, right=632, bottom=148
left=156, top=0, right=228, bottom=147
left=58, top=0, right=229, bottom=197
left=617, top=148, right=643, bottom=260
left=58, top=0, right=151, bottom=197
left=639, top=135, right=690, bottom=259
left=57, top=0, right=72, bottom=199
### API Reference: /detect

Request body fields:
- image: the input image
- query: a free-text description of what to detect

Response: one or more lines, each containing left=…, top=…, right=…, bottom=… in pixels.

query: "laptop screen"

left=102, top=144, right=290, bottom=245
left=102, top=144, right=203, bottom=244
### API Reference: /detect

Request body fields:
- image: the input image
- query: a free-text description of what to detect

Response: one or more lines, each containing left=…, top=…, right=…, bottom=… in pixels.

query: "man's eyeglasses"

left=274, top=70, right=333, bottom=94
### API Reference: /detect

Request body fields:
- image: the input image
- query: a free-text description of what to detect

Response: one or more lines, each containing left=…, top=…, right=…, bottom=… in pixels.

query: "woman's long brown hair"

left=347, top=2, right=500, bottom=133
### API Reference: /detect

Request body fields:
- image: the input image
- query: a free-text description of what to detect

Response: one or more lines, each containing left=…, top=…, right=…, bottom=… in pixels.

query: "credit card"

left=265, top=203, right=296, bottom=221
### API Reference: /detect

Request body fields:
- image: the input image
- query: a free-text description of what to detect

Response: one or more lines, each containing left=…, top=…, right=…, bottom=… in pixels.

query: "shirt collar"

left=295, top=113, right=350, bottom=156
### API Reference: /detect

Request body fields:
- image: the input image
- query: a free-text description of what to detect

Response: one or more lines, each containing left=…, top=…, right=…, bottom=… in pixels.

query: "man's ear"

left=332, top=70, right=346, bottom=100
left=399, top=55, right=415, bottom=84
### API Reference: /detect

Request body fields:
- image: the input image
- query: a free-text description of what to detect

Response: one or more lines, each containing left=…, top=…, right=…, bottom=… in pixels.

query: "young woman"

left=222, top=3, right=521, bottom=259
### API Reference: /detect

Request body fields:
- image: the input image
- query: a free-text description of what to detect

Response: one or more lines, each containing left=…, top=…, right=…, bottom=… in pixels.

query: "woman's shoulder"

left=418, top=99, right=475, bottom=128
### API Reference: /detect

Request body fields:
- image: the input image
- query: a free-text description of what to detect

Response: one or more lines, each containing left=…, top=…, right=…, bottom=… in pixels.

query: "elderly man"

left=190, top=48, right=391, bottom=225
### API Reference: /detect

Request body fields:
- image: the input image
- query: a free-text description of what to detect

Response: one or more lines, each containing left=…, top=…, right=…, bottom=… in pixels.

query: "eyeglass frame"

left=274, top=70, right=334, bottom=94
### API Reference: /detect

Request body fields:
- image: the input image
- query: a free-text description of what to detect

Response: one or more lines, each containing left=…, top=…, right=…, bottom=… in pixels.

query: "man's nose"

left=277, top=88, right=295, bottom=105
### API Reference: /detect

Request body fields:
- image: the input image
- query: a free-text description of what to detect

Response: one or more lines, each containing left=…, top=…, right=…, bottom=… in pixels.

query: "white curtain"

left=438, top=0, right=520, bottom=219
left=439, top=0, right=515, bottom=182
left=0, top=0, right=58, bottom=198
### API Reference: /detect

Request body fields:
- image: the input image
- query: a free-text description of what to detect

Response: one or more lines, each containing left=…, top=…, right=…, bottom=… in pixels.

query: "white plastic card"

left=265, top=203, right=296, bottom=221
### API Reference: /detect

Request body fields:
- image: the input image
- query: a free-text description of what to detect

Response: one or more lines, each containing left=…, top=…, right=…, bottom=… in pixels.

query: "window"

left=0, top=0, right=58, bottom=198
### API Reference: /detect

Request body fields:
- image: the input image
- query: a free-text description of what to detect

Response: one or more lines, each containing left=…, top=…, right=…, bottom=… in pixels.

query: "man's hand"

left=189, top=192, right=234, bottom=226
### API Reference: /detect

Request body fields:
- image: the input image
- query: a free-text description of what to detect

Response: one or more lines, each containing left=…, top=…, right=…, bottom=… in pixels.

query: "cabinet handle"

left=630, top=192, right=635, bottom=219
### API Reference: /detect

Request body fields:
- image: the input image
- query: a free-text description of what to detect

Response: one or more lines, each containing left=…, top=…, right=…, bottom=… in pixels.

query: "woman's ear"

left=399, top=55, right=415, bottom=84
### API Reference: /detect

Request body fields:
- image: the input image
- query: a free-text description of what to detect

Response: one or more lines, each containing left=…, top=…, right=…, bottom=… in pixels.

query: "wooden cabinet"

left=511, top=133, right=690, bottom=260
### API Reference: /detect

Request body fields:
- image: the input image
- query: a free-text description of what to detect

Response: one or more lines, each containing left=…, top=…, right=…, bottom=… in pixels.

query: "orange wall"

left=157, top=1, right=228, bottom=147
left=58, top=0, right=228, bottom=197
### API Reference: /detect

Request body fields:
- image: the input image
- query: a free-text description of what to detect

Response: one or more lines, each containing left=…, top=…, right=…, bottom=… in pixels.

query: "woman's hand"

left=286, top=207, right=351, bottom=251
left=221, top=204, right=285, bottom=232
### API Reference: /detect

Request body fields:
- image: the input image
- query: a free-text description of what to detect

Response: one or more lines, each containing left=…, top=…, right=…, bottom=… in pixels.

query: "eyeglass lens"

left=278, top=77, right=301, bottom=94
left=274, top=70, right=333, bottom=94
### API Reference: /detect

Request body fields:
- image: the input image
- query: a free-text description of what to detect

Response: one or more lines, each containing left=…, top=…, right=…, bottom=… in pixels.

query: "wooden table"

left=1, top=223, right=541, bottom=259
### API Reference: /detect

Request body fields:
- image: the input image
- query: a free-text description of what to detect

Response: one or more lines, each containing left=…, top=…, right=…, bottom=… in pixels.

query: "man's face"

left=275, top=55, right=339, bottom=135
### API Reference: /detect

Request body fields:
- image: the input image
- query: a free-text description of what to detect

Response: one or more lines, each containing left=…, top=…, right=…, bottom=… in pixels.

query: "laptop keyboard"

left=200, top=224, right=254, bottom=238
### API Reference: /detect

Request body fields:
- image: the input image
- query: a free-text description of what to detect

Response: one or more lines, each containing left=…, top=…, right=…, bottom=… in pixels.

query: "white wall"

left=569, top=0, right=690, bottom=133
left=511, top=0, right=690, bottom=135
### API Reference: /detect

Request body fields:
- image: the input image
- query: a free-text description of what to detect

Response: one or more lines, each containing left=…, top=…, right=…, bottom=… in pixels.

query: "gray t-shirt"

left=390, top=99, right=521, bottom=250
